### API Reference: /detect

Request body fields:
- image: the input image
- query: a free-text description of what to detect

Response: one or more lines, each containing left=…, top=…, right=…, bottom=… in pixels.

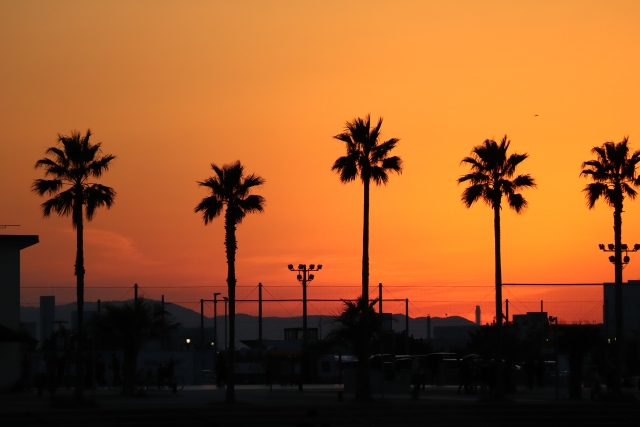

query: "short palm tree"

left=326, top=296, right=381, bottom=364
left=195, top=161, right=265, bottom=403
left=457, top=135, right=535, bottom=397
left=332, top=115, right=402, bottom=400
left=580, top=137, right=640, bottom=395
left=32, top=129, right=116, bottom=400
left=93, top=298, right=180, bottom=394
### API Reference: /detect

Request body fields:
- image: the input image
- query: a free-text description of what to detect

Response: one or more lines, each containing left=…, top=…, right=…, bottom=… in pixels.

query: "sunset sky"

left=2, top=1, right=640, bottom=324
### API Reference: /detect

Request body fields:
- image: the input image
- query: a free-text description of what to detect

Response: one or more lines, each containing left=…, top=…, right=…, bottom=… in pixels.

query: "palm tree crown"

left=195, top=161, right=265, bottom=225
left=32, top=129, right=116, bottom=222
left=580, top=137, right=640, bottom=209
left=458, top=136, right=535, bottom=211
left=332, top=115, right=402, bottom=185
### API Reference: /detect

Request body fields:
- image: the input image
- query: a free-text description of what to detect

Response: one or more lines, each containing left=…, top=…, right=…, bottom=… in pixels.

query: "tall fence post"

left=200, top=299, right=204, bottom=349
left=505, top=299, right=509, bottom=326
left=258, top=283, right=263, bottom=348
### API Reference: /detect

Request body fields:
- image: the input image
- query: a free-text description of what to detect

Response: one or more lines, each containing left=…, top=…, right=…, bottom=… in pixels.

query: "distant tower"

left=426, top=316, right=431, bottom=340
left=475, top=305, right=481, bottom=325
left=40, top=296, right=55, bottom=344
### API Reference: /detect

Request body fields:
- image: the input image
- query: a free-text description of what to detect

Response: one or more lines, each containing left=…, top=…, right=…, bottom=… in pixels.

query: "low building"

left=0, top=234, right=39, bottom=390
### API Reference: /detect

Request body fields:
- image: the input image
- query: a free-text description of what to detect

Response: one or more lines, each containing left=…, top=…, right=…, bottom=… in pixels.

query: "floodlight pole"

left=287, top=263, right=322, bottom=391
left=598, top=242, right=640, bottom=394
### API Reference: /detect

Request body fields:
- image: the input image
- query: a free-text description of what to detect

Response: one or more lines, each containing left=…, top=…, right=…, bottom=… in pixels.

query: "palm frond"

left=381, top=156, right=402, bottom=174
left=32, top=178, right=63, bottom=196
left=88, top=154, right=116, bottom=177
left=506, top=192, right=527, bottom=213
left=512, top=174, right=536, bottom=189
left=370, top=166, right=389, bottom=185
left=84, top=184, right=116, bottom=220
left=461, top=184, right=486, bottom=208
left=41, top=188, right=74, bottom=219
left=194, top=196, right=224, bottom=224
left=583, top=182, right=608, bottom=209
left=332, top=155, right=359, bottom=183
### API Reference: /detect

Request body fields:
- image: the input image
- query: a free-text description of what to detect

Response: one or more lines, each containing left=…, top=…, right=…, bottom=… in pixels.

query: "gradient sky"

left=2, top=1, right=640, bottom=323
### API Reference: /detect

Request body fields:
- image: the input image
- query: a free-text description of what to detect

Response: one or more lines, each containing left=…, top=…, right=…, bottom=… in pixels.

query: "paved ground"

left=1, top=385, right=639, bottom=426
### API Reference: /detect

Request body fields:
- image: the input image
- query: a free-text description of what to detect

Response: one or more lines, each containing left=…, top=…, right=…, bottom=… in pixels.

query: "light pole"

left=598, top=242, right=640, bottom=269
left=186, top=337, right=191, bottom=351
left=287, top=263, right=322, bottom=391
left=223, top=297, right=228, bottom=350
left=549, top=316, right=559, bottom=399
left=599, top=242, right=639, bottom=393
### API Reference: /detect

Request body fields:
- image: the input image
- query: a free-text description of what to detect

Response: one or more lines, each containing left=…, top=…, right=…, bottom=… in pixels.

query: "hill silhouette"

left=20, top=299, right=475, bottom=342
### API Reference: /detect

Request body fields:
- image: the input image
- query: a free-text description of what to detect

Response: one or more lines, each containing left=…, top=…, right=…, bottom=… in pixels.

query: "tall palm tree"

left=195, top=161, right=265, bottom=403
left=332, top=115, right=402, bottom=399
left=457, top=135, right=535, bottom=397
left=32, top=129, right=116, bottom=400
left=580, top=137, right=640, bottom=395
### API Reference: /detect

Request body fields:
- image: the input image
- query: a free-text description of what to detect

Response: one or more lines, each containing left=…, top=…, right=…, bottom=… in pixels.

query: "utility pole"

left=287, top=263, right=323, bottom=391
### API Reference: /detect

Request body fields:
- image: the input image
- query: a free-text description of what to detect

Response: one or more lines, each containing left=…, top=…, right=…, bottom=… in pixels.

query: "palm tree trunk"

left=357, top=177, right=371, bottom=400
left=613, top=205, right=624, bottom=396
left=74, top=199, right=85, bottom=401
left=493, top=200, right=504, bottom=398
left=224, top=211, right=237, bottom=403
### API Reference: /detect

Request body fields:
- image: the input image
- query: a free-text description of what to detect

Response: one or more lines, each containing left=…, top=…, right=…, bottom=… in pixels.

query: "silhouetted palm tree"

left=580, top=137, right=640, bottom=395
left=332, top=115, right=402, bottom=399
left=32, top=130, right=116, bottom=401
left=326, top=297, right=382, bottom=364
left=195, top=161, right=265, bottom=403
left=457, top=136, right=535, bottom=397
left=93, top=298, right=180, bottom=394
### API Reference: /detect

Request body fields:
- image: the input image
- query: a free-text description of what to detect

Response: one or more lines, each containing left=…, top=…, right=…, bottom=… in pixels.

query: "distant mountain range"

left=20, top=299, right=475, bottom=343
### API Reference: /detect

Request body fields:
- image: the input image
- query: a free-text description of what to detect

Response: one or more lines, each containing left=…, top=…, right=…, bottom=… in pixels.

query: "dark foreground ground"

left=1, top=385, right=640, bottom=427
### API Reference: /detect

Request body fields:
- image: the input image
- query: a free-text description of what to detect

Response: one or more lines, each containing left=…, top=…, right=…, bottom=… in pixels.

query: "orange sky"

left=2, top=1, right=640, bottom=324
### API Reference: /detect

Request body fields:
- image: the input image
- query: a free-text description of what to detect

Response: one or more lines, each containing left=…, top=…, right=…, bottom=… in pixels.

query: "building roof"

left=0, top=235, right=39, bottom=250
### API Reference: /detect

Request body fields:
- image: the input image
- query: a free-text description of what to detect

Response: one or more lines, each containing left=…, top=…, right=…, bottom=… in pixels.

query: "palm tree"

left=580, top=137, right=640, bottom=395
left=326, top=297, right=382, bottom=364
left=457, top=135, right=535, bottom=397
left=195, top=161, right=265, bottom=403
left=93, top=298, right=180, bottom=394
left=332, top=115, right=402, bottom=399
left=32, top=130, right=116, bottom=400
